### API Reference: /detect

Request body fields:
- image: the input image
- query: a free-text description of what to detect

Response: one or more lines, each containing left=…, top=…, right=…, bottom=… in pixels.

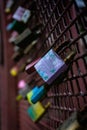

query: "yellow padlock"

left=16, top=94, right=22, bottom=101
left=10, top=66, right=18, bottom=77
left=27, top=101, right=50, bottom=122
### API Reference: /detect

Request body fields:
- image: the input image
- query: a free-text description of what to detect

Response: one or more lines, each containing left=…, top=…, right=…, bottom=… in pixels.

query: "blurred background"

left=0, top=0, right=87, bottom=130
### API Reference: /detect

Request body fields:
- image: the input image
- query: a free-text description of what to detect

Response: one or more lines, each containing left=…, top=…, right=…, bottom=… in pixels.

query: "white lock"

left=22, top=9, right=31, bottom=23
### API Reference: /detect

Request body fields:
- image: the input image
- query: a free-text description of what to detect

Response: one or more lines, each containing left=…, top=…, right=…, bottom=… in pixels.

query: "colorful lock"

left=16, top=94, right=22, bottom=101
left=5, top=0, right=14, bottom=13
left=6, top=20, right=17, bottom=31
left=6, top=20, right=26, bottom=33
left=13, top=6, right=31, bottom=23
left=75, top=0, right=86, bottom=8
left=25, top=58, right=41, bottom=74
left=16, top=80, right=31, bottom=101
left=10, top=66, right=18, bottom=76
left=13, top=6, right=25, bottom=22
left=27, top=86, right=46, bottom=104
left=27, top=86, right=39, bottom=104
left=21, top=9, right=31, bottom=23
left=31, top=86, right=46, bottom=104
left=34, top=49, right=67, bottom=85
left=18, top=80, right=26, bottom=89
left=27, top=102, right=50, bottom=122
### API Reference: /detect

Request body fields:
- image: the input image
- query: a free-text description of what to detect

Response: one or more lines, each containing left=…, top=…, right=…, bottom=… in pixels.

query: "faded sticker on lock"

left=13, top=6, right=31, bottom=23
left=34, top=49, right=67, bottom=84
left=22, top=10, right=31, bottom=23
left=13, top=6, right=25, bottom=21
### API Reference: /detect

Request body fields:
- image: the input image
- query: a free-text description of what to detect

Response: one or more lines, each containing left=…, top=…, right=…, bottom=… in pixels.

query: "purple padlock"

left=34, top=49, right=67, bottom=85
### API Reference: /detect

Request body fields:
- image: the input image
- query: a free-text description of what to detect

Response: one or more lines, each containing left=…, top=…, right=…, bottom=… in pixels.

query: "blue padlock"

left=75, top=0, right=86, bottom=8
left=6, top=20, right=17, bottom=31
left=31, top=86, right=46, bottom=104
left=27, top=86, right=46, bottom=104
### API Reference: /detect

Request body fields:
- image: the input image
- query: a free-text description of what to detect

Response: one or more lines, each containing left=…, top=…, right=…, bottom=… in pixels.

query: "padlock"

left=27, top=86, right=40, bottom=104
left=6, top=20, right=27, bottom=33
left=5, top=0, right=14, bottom=13
left=13, top=6, right=25, bottom=22
left=18, top=80, right=26, bottom=89
left=34, top=49, right=67, bottom=85
left=25, top=57, right=41, bottom=74
left=21, top=9, right=31, bottom=23
left=75, top=0, right=86, bottom=8
left=27, top=101, right=50, bottom=122
left=27, top=85, right=46, bottom=104
left=10, top=66, right=18, bottom=76
left=16, top=80, right=31, bottom=101
left=31, top=85, right=46, bottom=104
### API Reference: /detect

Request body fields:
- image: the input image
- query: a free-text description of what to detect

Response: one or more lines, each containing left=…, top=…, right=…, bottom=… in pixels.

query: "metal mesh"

left=17, top=0, right=87, bottom=130
left=33, top=0, right=87, bottom=129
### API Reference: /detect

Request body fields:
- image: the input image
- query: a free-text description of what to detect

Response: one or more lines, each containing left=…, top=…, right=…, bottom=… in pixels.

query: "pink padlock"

left=18, top=80, right=26, bottom=89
